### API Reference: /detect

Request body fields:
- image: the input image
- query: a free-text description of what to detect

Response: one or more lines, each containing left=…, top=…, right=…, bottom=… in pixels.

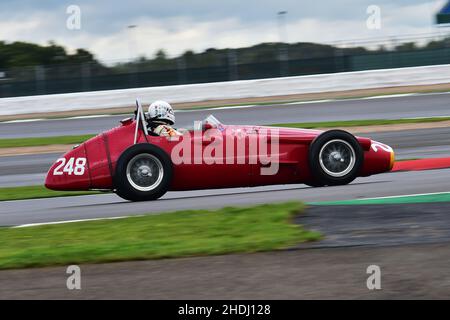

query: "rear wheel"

left=308, top=130, right=363, bottom=186
left=114, top=144, right=173, bottom=201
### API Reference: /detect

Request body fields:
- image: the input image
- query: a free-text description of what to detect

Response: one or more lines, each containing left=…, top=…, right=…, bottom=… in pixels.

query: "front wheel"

left=114, top=144, right=173, bottom=201
left=308, top=130, right=363, bottom=186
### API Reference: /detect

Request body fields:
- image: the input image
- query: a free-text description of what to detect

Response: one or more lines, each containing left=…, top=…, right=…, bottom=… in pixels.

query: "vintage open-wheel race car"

left=45, top=100, right=395, bottom=201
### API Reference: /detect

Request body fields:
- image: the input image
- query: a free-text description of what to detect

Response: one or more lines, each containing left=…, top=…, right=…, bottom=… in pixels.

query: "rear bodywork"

left=45, top=119, right=394, bottom=192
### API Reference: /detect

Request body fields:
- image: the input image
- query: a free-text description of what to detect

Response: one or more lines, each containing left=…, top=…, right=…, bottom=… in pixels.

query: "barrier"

left=1, top=64, right=450, bottom=116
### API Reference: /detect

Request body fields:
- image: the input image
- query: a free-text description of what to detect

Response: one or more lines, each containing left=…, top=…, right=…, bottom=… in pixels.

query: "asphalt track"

left=1, top=93, right=450, bottom=299
left=1, top=91, right=450, bottom=138
left=2, top=243, right=450, bottom=299
left=1, top=126, right=449, bottom=187
left=1, top=168, right=450, bottom=226
left=3, top=201, right=450, bottom=299
left=0, top=92, right=449, bottom=226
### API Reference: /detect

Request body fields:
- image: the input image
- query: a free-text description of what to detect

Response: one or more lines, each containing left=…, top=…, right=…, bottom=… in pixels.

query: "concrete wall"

left=1, top=64, right=450, bottom=116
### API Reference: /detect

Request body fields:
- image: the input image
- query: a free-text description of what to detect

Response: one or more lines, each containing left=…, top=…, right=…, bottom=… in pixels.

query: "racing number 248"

left=53, top=157, right=87, bottom=176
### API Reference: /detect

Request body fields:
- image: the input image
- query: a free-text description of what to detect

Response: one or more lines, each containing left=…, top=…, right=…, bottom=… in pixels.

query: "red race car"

left=45, top=100, right=395, bottom=201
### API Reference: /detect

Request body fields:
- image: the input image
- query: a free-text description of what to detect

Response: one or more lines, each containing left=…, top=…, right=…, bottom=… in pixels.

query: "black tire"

left=308, top=130, right=363, bottom=186
left=304, top=180, right=325, bottom=188
left=114, top=143, right=173, bottom=201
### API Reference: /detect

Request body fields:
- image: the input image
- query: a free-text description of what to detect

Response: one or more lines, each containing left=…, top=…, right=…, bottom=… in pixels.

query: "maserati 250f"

left=45, top=100, right=395, bottom=201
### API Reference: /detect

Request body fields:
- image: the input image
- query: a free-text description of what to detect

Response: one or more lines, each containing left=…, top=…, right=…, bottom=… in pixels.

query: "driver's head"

left=148, top=100, right=175, bottom=125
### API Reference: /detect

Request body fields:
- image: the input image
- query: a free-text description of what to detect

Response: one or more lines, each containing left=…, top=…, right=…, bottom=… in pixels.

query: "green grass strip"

left=269, top=117, right=450, bottom=129
left=308, top=192, right=450, bottom=206
left=0, top=134, right=96, bottom=148
left=0, top=202, right=320, bottom=269
left=0, top=185, right=102, bottom=201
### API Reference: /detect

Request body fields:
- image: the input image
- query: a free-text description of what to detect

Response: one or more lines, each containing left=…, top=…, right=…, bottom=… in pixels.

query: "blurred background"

left=0, top=0, right=449, bottom=97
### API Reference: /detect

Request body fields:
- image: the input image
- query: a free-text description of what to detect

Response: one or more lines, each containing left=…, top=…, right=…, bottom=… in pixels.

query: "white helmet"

left=148, top=100, right=175, bottom=125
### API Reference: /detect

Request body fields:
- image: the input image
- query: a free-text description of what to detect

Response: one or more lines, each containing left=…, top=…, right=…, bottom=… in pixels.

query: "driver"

left=146, top=100, right=182, bottom=137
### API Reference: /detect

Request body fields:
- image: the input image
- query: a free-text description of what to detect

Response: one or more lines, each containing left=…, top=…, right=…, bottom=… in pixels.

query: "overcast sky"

left=0, top=0, right=447, bottom=63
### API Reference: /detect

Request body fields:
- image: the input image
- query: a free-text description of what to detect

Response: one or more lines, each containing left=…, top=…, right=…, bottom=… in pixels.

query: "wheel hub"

left=126, top=154, right=164, bottom=192
left=138, top=165, right=152, bottom=177
left=319, top=139, right=356, bottom=178
left=330, top=151, right=344, bottom=162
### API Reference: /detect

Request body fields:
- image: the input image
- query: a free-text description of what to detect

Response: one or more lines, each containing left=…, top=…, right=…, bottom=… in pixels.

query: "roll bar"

left=134, top=99, right=149, bottom=144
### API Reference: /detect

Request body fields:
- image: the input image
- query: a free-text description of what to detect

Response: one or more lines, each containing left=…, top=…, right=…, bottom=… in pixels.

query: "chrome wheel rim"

left=126, top=154, right=164, bottom=191
left=319, top=139, right=356, bottom=177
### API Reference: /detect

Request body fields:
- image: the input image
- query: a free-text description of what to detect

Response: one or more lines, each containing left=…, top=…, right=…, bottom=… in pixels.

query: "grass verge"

left=0, top=185, right=101, bottom=201
left=0, top=202, right=319, bottom=269
left=269, top=117, right=450, bottom=129
left=0, top=134, right=95, bottom=148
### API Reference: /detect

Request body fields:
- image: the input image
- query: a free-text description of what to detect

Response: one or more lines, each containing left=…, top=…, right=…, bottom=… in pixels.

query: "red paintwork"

left=45, top=119, right=394, bottom=191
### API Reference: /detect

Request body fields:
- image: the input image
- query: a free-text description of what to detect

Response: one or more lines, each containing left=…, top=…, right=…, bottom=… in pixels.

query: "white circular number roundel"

left=53, top=157, right=87, bottom=176
left=371, top=142, right=393, bottom=153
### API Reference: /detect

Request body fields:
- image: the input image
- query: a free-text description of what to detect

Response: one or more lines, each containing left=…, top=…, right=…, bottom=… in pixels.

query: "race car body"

left=45, top=100, right=395, bottom=201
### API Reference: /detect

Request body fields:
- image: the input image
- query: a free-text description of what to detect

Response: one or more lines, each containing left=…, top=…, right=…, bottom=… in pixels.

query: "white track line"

left=3, top=118, right=46, bottom=123
left=197, top=104, right=258, bottom=111
left=65, top=115, right=113, bottom=120
left=344, top=191, right=450, bottom=201
left=362, top=93, right=417, bottom=99
left=2, top=115, right=113, bottom=123
left=402, top=115, right=450, bottom=120
left=12, top=215, right=139, bottom=228
left=283, top=99, right=333, bottom=105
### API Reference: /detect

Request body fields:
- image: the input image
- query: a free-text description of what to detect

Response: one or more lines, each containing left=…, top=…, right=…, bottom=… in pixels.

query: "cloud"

left=0, top=0, right=446, bottom=63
